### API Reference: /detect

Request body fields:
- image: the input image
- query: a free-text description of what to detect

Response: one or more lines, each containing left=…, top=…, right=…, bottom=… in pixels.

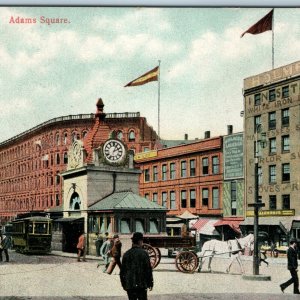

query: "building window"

left=153, top=166, right=158, bottom=182
left=129, top=130, right=135, bottom=142
left=162, top=164, right=167, bottom=181
left=56, top=134, right=60, bottom=146
left=144, top=169, right=150, bottom=182
left=170, top=163, right=176, bottom=179
left=282, top=108, right=289, bottom=127
left=282, top=135, right=290, bottom=152
left=63, top=152, right=68, bottom=164
left=269, top=195, right=277, bottom=210
left=149, top=219, right=159, bottom=234
left=268, top=111, right=276, bottom=130
left=254, top=140, right=262, bottom=158
left=269, top=138, right=276, bottom=154
left=143, top=147, right=149, bottom=152
left=55, top=174, right=60, bottom=185
left=135, top=219, right=145, bottom=233
left=282, top=163, right=290, bottom=182
left=254, top=115, right=261, bottom=133
left=56, top=153, right=60, bottom=165
left=117, top=131, right=123, bottom=140
left=254, top=93, right=261, bottom=106
left=190, top=159, right=196, bottom=177
left=212, top=156, right=219, bottom=174
left=152, top=193, right=158, bottom=203
left=170, top=191, right=176, bottom=209
left=269, top=89, right=276, bottom=102
left=231, top=181, right=237, bottom=216
left=162, top=192, right=167, bottom=208
left=55, top=194, right=60, bottom=206
left=202, top=158, right=209, bottom=175
left=269, top=165, right=276, bottom=183
left=64, top=133, right=68, bottom=145
left=181, top=161, right=187, bottom=178
left=145, top=193, right=149, bottom=200
left=120, top=219, right=130, bottom=234
left=282, top=194, right=290, bottom=209
left=72, top=132, right=77, bottom=143
left=190, top=189, right=196, bottom=208
left=282, top=86, right=289, bottom=98
left=181, top=190, right=187, bottom=208
left=258, top=166, right=262, bottom=185
left=202, top=188, right=209, bottom=206
left=212, top=187, right=219, bottom=209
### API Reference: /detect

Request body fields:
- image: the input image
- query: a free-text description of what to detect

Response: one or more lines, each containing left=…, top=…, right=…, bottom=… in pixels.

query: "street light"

left=248, top=123, right=266, bottom=275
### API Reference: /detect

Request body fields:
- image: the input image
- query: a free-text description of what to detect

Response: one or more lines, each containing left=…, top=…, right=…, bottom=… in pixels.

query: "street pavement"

left=0, top=250, right=298, bottom=299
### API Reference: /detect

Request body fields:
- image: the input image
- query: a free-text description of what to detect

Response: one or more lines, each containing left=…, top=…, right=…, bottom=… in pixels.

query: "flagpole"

left=158, top=60, right=161, bottom=139
left=272, top=9, right=274, bottom=69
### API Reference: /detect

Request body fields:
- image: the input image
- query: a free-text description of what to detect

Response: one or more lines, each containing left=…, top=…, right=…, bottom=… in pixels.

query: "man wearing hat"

left=120, top=232, right=153, bottom=300
left=280, top=238, right=300, bottom=294
left=106, top=234, right=122, bottom=274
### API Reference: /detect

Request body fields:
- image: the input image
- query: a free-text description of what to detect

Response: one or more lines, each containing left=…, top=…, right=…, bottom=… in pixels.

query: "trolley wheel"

left=153, top=247, right=161, bottom=268
left=175, top=251, right=198, bottom=273
left=142, top=243, right=158, bottom=269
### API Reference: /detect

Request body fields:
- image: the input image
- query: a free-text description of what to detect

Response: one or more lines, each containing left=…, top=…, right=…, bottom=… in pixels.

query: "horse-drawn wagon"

left=142, top=233, right=254, bottom=274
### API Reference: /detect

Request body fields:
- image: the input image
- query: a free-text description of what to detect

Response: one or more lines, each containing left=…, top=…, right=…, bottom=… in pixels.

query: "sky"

left=1, top=6, right=300, bottom=142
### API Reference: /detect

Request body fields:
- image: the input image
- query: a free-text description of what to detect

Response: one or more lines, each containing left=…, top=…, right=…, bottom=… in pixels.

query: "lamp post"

left=248, top=124, right=266, bottom=275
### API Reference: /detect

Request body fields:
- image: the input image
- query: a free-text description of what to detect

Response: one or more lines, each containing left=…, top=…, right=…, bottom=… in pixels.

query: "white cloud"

left=0, top=97, right=32, bottom=117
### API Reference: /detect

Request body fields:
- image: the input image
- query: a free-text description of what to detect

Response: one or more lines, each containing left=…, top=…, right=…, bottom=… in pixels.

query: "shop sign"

left=246, top=209, right=295, bottom=217
left=134, top=150, right=157, bottom=161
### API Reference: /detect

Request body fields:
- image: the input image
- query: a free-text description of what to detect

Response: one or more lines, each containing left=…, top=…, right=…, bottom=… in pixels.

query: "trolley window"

left=32, top=222, right=49, bottom=234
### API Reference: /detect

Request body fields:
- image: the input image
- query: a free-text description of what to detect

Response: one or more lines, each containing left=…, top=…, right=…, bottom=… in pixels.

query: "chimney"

left=204, top=131, right=210, bottom=139
left=227, top=125, right=233, bottom=135
left=184, top=134, right=188, bottom=140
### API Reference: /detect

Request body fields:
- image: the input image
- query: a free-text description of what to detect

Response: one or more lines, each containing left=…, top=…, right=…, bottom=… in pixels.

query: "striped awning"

left=214, top=219, right=242, bottom=234
left=191, top=219, right=220, bottom=236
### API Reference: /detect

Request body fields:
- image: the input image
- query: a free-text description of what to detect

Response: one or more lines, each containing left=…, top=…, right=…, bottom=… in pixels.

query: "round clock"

left=103, top=139, right=126, bottom=163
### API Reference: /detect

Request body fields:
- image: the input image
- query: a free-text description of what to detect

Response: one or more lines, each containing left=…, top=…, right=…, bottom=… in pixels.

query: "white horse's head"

left=238, top=233, right=254, bottom=250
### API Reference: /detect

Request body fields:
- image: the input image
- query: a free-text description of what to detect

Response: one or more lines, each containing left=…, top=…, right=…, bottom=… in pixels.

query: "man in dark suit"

left=120, top=232, right=153, bottom=300
left=280, top=239, right=300, bottom=294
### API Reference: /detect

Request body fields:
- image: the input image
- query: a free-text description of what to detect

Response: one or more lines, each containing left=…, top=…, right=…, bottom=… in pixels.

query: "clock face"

left=103, top=139, right=126, bottom=163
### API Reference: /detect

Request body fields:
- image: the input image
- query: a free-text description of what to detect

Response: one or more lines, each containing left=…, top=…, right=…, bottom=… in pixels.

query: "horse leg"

left=226, top=256, right=234, bottom=273
left=207, top=254, right=214, bottom=272
left=197, top=257, right=203, bottom=272
left=236, top=253, right=245, bottom=274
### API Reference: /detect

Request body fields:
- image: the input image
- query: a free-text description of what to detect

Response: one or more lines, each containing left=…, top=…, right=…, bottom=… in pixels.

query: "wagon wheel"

left=142, top=243, right=158, bottom=269
left=175, top=251, right=198, bottom=273
left=153, top=247, right=161, bottom=268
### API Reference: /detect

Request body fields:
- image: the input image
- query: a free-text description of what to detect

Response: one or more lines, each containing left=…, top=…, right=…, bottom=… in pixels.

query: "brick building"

left=243, top=60, right=300, bottom=247
left=0, top=98, right=158, bottom=223
left=135, top=132, right=223, bottom=235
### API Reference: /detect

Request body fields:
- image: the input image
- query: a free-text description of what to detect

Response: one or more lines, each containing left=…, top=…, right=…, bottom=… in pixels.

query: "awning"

left=166, top=223, right=183, bottom=228
left=54, top=217, right=84, bottom=223
left=191, top=219, right=219, bottom=236
left=240, top=216, right=293, bottom=234
left=214, top=219, right=242, bottom=234
left=176, top=210, right=198, bottom=220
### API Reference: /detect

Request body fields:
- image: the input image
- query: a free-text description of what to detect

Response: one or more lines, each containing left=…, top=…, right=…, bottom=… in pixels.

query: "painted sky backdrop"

left=1, top=7, right=300, bottom=142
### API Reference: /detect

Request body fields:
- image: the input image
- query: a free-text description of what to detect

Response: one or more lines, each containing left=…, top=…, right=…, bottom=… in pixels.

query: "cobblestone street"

left=0, top=250, right=299, bottom=299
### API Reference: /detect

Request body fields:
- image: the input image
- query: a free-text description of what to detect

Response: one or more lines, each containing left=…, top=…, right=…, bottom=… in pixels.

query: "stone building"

left=243, top=60, right=300, bottom=247
left=0, top=98, right=158, bottom=223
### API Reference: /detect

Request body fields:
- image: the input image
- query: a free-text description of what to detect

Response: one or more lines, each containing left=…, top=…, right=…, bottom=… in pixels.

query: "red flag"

left=241, top=9, right=273, bottom=38
left=124, top=66, right=159, bottom=87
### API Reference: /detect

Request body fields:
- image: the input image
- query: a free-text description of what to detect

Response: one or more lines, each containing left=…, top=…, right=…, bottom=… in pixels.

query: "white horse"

left=197, top=233, right=254, bottom=274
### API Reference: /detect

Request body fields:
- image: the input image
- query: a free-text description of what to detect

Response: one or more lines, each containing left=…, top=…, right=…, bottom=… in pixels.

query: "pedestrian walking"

left=0, top=233, right=11, bottom=262
left=259, top=250, right=268, bottom=266
left=280, top=239, right=300, bottom=294
left=120, top=232, right=153, bottom=300
left=77, top=231, right=86, bottom=262
left=98, top=233, right=113, bottom=271
left=106, top=234, right=122, bottom=275
left=95, top=232, right=104, bottom=257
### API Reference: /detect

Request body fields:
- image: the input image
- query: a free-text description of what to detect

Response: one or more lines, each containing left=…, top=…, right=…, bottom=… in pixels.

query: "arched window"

left=72, top=132, right=77, bottom=143
left=56, top=133, right=60, bottom=146
left=129, top=130, right=135, bottom=142
left=117, top=131, right=123, bottom=140
left=63, top=152, right=68, bottom=164
left=64, top=133, right=68, bottom=145
left=70, top=192, right=81, bottom=210
left=82, top=131, right=88, bottom=139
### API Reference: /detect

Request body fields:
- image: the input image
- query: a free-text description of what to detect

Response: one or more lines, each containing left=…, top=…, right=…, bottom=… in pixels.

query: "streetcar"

left=10, top=216, right=52, bottom=254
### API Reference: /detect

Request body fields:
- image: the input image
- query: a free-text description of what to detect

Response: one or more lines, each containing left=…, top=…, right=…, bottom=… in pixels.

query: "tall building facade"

left=243, top=61, right=300, bottom=244
left=135, top=132, right=223, bottom=234
left=0, top=99, right=158, bottom=223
